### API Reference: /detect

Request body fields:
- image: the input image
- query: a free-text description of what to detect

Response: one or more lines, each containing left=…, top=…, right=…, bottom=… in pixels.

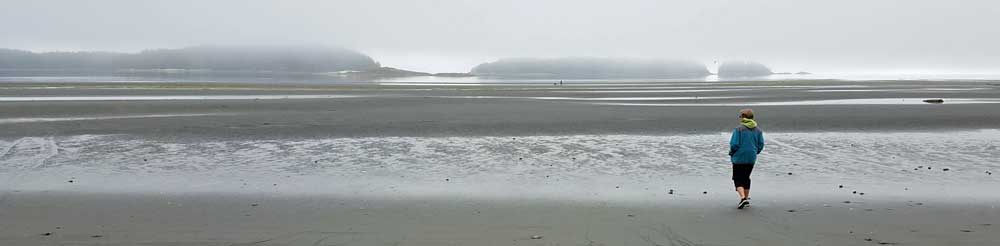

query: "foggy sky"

left=1, top=0, right=998, bottom=73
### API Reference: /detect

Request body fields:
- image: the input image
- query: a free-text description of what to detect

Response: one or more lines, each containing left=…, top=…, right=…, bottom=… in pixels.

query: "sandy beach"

left=2, top=80, right=1000, bottom=245
left=2, top=191, right=998, bottom=246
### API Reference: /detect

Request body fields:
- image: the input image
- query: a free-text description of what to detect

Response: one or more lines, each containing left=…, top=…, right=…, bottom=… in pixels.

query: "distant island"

left=0, top=45, right=381, bottom=73
left=471, top=57, right=711, bottom=79
left=0, top=46, right=481, bottom=79
left=717, top=61, right=774, bottom=78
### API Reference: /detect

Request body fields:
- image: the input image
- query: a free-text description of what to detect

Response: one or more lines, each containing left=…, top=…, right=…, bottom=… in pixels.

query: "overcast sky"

left=1, top=0, right=998, bottom=73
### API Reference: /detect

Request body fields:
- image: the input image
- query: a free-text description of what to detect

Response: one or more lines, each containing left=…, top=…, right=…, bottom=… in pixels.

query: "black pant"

left=732, top=164, right=754, bottom=190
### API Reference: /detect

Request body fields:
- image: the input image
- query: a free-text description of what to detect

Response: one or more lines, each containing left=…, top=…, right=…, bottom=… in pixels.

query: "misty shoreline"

left=1, top=46, right=792, bottom=80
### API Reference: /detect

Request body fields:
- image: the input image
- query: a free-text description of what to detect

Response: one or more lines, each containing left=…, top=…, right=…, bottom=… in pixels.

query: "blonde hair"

left=739, top=108, right=755, bottom=119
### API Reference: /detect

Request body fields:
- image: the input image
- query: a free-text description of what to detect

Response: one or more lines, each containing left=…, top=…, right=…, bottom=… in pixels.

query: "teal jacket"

left=729, top=120, right=764, bottom=164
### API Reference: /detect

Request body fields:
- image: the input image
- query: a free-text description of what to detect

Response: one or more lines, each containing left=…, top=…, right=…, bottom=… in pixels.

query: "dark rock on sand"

left=923, top=99, right=945, bottom=104
left=91, top=235, right=103, bottom=238
left=943, top=168, right=950, bottom=171
left=41, top=232, right=52, bottom=236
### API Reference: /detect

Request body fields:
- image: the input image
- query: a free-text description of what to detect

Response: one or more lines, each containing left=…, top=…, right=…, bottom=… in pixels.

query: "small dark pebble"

left=250, top=203, right=259, bottom=207
left=668, top=189, right=674, bottom=194
left=273, top=184, right=277, bottom=186
left=915, top=202, right=924, bottom=205
left=702, top=191, right=708, bottom=194
left=942, top=168, right=950, bottom=171
left=859, top=192, right=865, bottom=195
left=843, top=201, right=851, bottom=203
left=838, top=185, right=844, bottom=188
left=852, top=191, right=857, bottom=194
left=786, top=209, right=796, bottom=212
left=91, top=235, right=103, bottom=238
left=961, top=230, right=973, bottom=232
left=787, top=172, right=793, bottom=175
left=928, top=167, right=932, bottom=170
left=518, top=158, right=523, bottom=160
left=445, top=178, right=450, bottom=181
left=68, top=180, right=74, bottom=183
left=865, top=238, right=873, bottom=241
left=616, top=186, right=620, bottom=189
left=143, top=159, right=147, bottom=162
left=41, top=232, right=52, bottom=236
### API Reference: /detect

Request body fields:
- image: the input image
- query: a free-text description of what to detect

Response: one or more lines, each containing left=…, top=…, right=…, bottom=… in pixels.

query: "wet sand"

left=2, top=80, right=1000, bottom=245
left=0, top=80, right=999, bottom=138
left=2, top=191, right=998, bottom=246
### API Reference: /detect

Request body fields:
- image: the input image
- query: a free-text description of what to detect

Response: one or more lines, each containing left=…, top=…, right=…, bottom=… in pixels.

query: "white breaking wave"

left=0, top=113, right=238, bottom=124
left=588, top=98, right=1000, bottom=106
left=1, top=131, right=997, bottom=181
left=0, top=95, right=365, bottom=102
left=1, top=131, right=999, bottom=198
left=435, top=96, right=743, bottom=101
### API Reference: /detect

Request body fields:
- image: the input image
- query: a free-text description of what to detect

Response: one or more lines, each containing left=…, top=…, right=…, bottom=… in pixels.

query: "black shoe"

left=737, top=198, right=750, bottom=209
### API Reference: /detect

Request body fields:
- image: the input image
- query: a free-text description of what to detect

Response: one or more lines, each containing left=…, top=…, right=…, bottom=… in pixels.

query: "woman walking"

left=730, top=108, right=764, bottom=209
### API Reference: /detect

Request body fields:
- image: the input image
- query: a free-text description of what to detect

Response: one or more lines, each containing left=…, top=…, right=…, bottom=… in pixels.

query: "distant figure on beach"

left=729, top=108, right=765, bottom=209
